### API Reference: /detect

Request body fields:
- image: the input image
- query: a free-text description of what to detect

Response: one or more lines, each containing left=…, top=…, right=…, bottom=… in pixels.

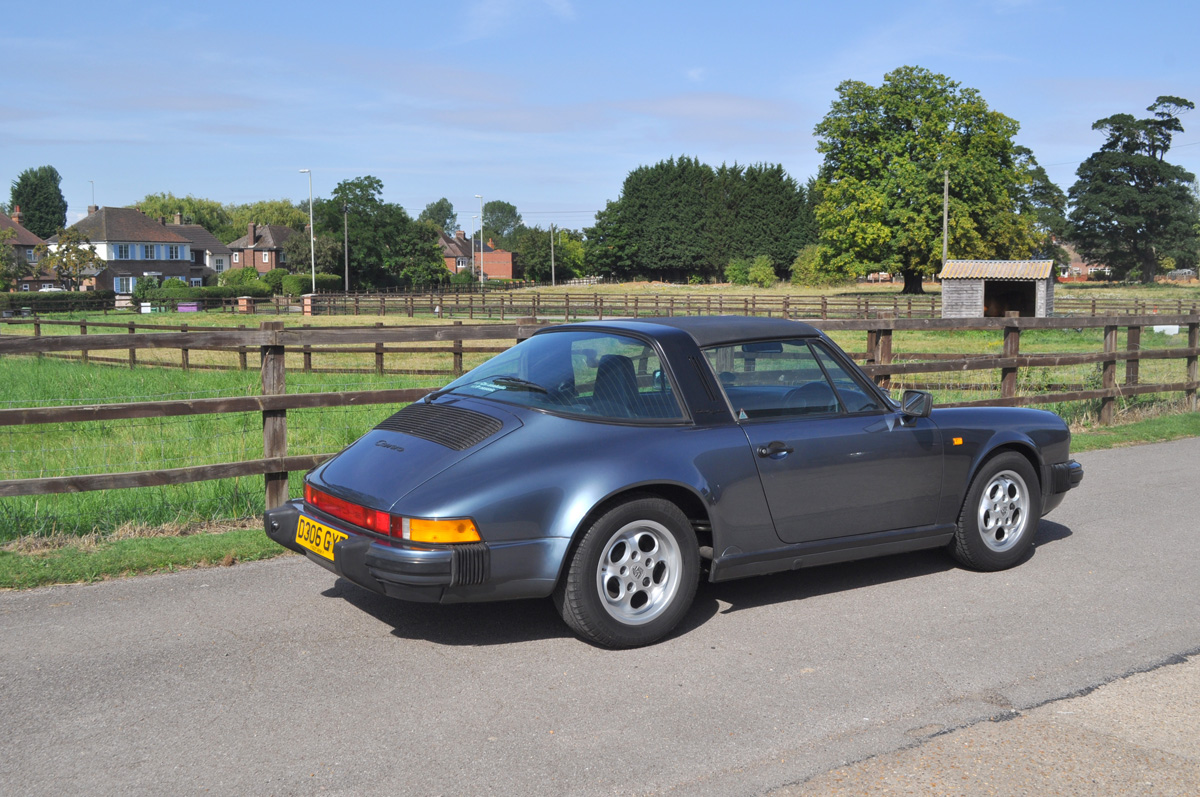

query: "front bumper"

left=264, top=499, right=563, bottom=603
left=1042, top=459, right=1084, bottom=515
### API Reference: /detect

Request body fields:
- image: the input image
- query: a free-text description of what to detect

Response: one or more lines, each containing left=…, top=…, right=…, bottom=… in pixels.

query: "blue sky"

left=3, top=0, right=1198, bottom=233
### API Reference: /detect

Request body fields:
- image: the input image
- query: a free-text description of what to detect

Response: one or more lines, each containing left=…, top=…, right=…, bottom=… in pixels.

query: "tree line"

left=7, top=64, right=1197, bottom=292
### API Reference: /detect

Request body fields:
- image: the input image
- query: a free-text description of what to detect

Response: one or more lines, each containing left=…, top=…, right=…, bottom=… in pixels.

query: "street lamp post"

left=342, top=203, right=349, bottom=292
left=474, top=194, right=484, bottom=286
left=299, top=169, right=315, bottom=293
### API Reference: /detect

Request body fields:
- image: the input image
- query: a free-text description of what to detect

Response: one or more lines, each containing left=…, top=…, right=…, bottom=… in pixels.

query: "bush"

left=790, top=245, right=849, bottom=286
left=280, top=273, right=340, bottom=296
left=132, top=276, right=160, bottom=303
left=218, top=266, right=264, bottom=288
left=156, top=278, right=195, bottom=299
left=725, top=258, right=751, bottom=285
left=261, top=269, right=289, bottom=294
left=0, top=290, right=116, bottom=312
left=747, top=255, right=777, bottom=288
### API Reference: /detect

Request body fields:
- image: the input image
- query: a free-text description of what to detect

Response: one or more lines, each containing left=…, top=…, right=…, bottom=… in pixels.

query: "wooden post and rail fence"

left=0, top=314, right=1195, bottom=509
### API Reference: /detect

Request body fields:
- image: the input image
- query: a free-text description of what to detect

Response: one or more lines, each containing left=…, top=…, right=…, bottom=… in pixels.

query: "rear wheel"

left=554, top=496, right=699, bottom=648
left=950, top=452, right=1041, bottom=571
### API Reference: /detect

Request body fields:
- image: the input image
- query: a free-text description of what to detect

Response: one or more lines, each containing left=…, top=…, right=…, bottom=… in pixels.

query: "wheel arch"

left=551, top=481, right=713, bottom=589
left=968, top=439, right=1046, bottom=496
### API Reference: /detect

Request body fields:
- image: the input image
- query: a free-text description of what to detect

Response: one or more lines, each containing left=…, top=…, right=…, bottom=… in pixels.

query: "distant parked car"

left=37, top=286, right=64, bottom=292
left=1166, top=268, right=1196, bottom=280
left=265, top=316, right=1084, bottom=647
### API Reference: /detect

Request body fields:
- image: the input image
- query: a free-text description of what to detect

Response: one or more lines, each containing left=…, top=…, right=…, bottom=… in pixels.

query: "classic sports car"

left=265, top=316, right=1083, bottom=647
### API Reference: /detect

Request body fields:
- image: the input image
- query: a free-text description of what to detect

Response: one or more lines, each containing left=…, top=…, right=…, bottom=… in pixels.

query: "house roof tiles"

left=227, top=225, right=298, bottom=250
left=170, top=224, right=231, bottom=255
left=49, top=207, right=190, bottom=245
left=0, top=211, right=45, bottom=246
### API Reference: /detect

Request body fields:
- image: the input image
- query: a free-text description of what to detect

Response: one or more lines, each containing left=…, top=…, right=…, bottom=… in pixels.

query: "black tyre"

left=554, top=496, right=699, bottom=648
left=950, top=451, right=1041, bottom=571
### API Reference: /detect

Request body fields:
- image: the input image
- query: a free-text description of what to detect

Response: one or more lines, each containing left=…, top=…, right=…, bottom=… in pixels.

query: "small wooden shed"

left=938, top=260, right=1055, bottom=318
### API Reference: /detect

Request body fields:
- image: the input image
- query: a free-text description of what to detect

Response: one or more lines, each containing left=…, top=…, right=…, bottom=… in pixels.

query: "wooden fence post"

left=1125, top=325, right=1141, bottom=386
left=261, top=320, right=288, bottom=509
left=375, top=322, right=385, bottom=375
left=1001, top=311, right=1020, bottom=400
left=128, top=322, right=136, bottom=369
left=33, top=319, right=42, bottom=360
left=80, top=321, right=88, bottom=366
left=302, top=323, right=312, bottom=373
left=180, top=323, right=189, bottom=371
left=874, top=313, right=893, bottom=390
left=452, top=320, right=464, bottom=375
left=238, top=324, right=248, bottom=370
left=1187, top=322, right=1198, bottom=412
left=1100, top=324, right=1118, bottom=425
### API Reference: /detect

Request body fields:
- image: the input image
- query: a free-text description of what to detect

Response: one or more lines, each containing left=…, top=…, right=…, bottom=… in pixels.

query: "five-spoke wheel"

left=950, top=451, right=1041, bottom=571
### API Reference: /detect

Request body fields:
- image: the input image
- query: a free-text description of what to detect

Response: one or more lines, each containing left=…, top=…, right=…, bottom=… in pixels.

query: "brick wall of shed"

left=941, top=279, right=984, bottom=317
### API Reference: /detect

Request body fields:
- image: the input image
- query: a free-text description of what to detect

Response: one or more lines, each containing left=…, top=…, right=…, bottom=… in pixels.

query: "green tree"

left=707, top=163, right=811, bottom=278
left=1068, top=96, right=1198, bottom=282
left=1013, top=147, right=1069, bottom=265
left=312, top=176, right=442, bottom=289
left=131, top=193, right=234, bottom=240
left=1, top=228, right=38, bottom=288
left=35, top=227, right=106, bottom=290
left=813, top=66, right=1038, bottom=293
left=481, top=200, right=523, bottom=249
left=510, top=226, right=582, bottom=282
left=583, top=200, right=636, bottom=278
left=418, top=198, right=458, bottom=232
left=227, top=200, right=309, bottom=240
left=282, top=233, right=343, bottom=276
left=724, top=258, right=751, bottom=285
left=10, top=166, right=68, bottom=239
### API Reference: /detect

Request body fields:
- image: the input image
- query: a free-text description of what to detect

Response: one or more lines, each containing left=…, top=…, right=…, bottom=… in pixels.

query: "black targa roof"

left=562, top=316, right=821, bottom=348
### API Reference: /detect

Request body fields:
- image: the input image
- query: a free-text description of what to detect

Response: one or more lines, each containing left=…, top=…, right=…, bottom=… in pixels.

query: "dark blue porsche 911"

left=265, top=316, right=1082, bottom=647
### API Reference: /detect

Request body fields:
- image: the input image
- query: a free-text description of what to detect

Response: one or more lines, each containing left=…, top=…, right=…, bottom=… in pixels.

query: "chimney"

left=247, top=223, right=257, bottom=245
left=174, top=212, right=183, bottom=225
left=10, top=205, right=20, bottom=225
left=88, top=205, right=99, bottom=215
left=157, top=216, right=166, bottom=225
left=455, top=230, right=466, bottom=239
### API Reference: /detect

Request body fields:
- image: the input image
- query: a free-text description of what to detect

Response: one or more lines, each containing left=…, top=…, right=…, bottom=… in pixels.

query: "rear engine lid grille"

left=375, top=403, right=503, bottom=451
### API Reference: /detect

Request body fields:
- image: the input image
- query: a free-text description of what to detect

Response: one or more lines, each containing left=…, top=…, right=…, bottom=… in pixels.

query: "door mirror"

left=900, top=389, right=932, bottom=418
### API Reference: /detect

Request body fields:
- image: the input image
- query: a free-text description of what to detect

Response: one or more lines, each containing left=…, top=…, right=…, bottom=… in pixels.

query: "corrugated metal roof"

left=939, top=260, right=1054, bottom=280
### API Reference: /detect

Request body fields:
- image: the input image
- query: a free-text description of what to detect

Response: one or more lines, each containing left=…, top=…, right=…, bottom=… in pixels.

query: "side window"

left=570, top=336, right=679, bottom=419
left=810, top=342, right=884, bottom=414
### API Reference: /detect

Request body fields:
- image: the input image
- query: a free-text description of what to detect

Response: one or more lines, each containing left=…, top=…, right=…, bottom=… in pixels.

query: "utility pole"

left=550, top=223, right=555, bottom=286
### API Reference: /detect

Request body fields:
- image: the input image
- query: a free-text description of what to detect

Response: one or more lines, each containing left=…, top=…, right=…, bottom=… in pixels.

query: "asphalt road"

left=1, top=438, right=1198, bottom=796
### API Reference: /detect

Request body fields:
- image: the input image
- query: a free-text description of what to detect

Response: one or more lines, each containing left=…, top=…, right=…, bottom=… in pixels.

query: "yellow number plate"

left=296, top=515, right=348, bottom=561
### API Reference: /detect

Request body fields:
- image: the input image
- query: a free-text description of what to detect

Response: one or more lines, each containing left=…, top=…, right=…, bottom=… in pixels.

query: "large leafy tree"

left=36, top=227, right=106, bottom=290
left=706, top=162, right=812, bottom=278
left=813, top=66, right=1038, bottom=293
left=418, top=198, right=458, bottom=232
left=132, top=193, right=234, bottom=238
left=620, top=156, right=714, bottom=280
left=282, top=232, right=343, bottom=276
left=481, top=200, right=523, bottom=249
left=312, top=176, right=443, bottom=289
left=10, top=166, right=68, bottom=239
left=1013, top=146, right=1069, bottom=265
left=511, top=226, right=583, bottom=282
left=1068, top=96, right=1198, bottom=282
left=583, top=200, right=636, bottom=278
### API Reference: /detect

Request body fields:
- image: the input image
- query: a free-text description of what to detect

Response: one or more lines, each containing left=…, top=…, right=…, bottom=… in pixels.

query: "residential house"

left=226, top=223, right=297, bottom=275
left=47, top=206, right=213, bottom=293
left=165, top=213, right=233, bottom=276
left=437, top=230, right=519, bottom=280
left=1061, top=243, right=1111, bottom=282
left=0, top=207, right=48, bottom=291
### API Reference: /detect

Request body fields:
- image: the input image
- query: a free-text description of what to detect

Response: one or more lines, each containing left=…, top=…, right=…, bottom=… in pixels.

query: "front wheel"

left=949, top=451, right=1041, bottom=571
left=554, top=497, right=699, bottom=648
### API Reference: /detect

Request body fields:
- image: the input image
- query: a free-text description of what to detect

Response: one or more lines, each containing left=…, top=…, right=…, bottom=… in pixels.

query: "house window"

left=20, top=283, right=29, bottom=292
left=214, top=257, right=226, bottom=273
left=261, top=251, right=269, bottom=264
left=190, top=278, right=203, bottom=287
left=116, top=244, right=130, bottom=259
left=143, top=245, right=155, bottom=259
left=168, top=245, right=180, bottom=260
left=25, top=249, right=37, bottom=263
left=233, top=252, right=240, bottom=263
left=114, top=276, right=136, bottom=293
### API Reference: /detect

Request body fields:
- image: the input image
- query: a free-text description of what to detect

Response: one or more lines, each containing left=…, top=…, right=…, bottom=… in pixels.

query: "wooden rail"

left=0, top=315, right=1196, bottom=505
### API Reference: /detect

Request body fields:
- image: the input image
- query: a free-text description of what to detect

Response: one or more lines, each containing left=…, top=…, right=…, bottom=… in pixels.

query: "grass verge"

left=1071, top=411, right=1200, bottom=452
left=0, top=525, right=290, bottom=590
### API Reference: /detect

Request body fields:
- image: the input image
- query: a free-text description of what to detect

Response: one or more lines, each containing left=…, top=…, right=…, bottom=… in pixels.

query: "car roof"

left=559, top=316, right=822, bottom=348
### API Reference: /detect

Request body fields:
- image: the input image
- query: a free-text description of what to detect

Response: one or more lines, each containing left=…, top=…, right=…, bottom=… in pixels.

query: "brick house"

left=0, top=207, right=47, bottom=291
left=226, top=223, right=297, bottom=275
left=437, top=230, right=518, bottom=280
left=48, top=206, right=213, bottom=293
left=166, top=213, right=233, bottom=276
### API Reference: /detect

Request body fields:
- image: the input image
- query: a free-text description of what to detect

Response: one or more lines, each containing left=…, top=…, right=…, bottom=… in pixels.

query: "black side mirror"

left=900, top=389, right=932, bottom=418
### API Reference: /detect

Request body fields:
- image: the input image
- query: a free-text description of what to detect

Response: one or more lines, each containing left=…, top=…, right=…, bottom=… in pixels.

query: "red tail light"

left=304, top=483, right=393, bottom=535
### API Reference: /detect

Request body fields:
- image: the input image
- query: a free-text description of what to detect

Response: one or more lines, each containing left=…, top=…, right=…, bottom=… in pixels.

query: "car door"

left=706, top=338, right=943, bottom=544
